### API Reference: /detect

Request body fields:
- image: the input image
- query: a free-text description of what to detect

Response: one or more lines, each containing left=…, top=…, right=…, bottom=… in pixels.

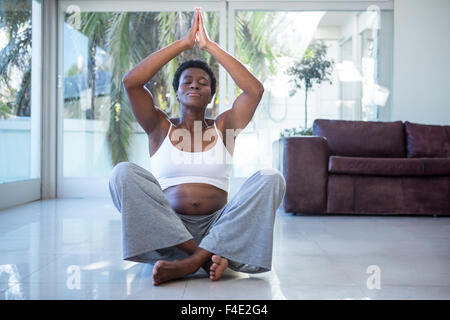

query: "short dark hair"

left=172, top=59, right=217, bottom=96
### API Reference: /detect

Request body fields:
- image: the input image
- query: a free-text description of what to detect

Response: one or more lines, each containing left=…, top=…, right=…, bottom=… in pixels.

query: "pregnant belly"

left=163, top=183, right=228, bottom=215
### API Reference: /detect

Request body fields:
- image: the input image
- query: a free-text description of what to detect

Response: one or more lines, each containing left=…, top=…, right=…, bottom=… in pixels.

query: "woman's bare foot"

left=152, top=259, right=196, bottom=286
left=209, top=255, right=228, bottom=281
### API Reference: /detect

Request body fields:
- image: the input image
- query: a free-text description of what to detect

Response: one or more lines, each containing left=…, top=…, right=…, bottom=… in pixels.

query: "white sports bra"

left=149, top=120, right=233, bottom=192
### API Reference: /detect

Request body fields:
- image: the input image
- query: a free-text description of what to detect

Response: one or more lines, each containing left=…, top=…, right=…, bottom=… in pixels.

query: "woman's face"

left=176, top=67, right=213, bottom=108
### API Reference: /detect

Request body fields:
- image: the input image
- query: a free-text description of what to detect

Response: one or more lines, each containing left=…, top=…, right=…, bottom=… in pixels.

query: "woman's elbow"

left=254, top=82, right=264, bottom=99
left=122, top=73, right=140, bottom=89
left=258, top=83, right=265, bottom=95
left=122, top=74, right=131, bottom=86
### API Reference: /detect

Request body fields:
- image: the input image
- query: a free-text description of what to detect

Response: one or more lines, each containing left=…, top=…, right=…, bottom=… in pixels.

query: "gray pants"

left=108, top=162, right=286, bottom=273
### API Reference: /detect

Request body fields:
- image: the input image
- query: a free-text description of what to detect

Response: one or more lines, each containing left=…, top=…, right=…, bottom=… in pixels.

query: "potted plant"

left=282, top=41, right=334, bottom=136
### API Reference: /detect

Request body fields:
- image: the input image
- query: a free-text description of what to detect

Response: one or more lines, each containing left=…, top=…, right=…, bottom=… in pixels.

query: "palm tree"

left=74, top=10, right=282, bottom=166
left=2, top=6, right=281, bottom=167
left=235, top=11, right=279, bottom=82
left=0, top=0, right=32, bottom=117
left=100, top=12, right=136, bottom=165
left=76, top=11, right=224, bottom=166
left=80, top=13, right=110, bottom=119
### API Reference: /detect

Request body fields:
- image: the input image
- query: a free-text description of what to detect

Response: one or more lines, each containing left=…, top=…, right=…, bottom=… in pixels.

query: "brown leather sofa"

left=273, top=119, right=450, bottom=215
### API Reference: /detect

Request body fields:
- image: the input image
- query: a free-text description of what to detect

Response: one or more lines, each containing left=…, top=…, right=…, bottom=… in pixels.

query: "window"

left=0, top=0, right=41, bottom=184
left=0, top=0, right=41, bottom=209
left=56, top=1, right=392, bottom=196
left=58, top=1, right=226, bottom=196
left=230, top=8, right=393, bottom=177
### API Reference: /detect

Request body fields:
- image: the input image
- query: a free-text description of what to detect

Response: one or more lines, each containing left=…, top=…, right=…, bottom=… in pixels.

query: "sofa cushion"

left=328, top=156, right=450, bottom=176
left=327, top=174, right=450, bottom=215
left=405, top=121, right=450, bottom=158
left=313, top=119, right=405, bottom=157
left=422, top=158, right=450, bottom=175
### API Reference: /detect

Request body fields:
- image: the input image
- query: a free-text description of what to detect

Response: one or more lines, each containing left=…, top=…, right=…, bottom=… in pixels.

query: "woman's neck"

left=177, top=108, right=208, bottom=131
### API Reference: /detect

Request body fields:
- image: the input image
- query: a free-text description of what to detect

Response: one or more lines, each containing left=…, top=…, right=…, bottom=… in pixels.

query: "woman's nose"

left=190, top=82, right=199, bottom=89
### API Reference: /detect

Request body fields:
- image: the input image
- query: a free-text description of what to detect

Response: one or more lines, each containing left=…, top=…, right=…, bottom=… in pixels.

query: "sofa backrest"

left=405, top=121, right=450, bottom=158
left=313, top=119, right=406, bottom=157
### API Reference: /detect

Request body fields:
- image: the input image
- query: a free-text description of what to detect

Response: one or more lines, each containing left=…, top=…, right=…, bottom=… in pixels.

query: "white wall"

left=392, top=0, right=450, bottom=125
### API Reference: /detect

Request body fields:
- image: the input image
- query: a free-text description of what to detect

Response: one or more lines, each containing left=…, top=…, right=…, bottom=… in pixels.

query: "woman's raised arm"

left=197, top=9, right=264, bottom=132
left=122, top=11, right=199, bottom=134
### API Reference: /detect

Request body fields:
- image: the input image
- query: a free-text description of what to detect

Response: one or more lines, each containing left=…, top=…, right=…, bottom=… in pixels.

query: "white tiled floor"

left=1, top=198, right=450, bottom=300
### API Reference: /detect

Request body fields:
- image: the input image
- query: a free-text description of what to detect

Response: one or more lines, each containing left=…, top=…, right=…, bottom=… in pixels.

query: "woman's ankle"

left=188, top=248, right=213, bottom=272
left=176, top=239, right=199, bottom=255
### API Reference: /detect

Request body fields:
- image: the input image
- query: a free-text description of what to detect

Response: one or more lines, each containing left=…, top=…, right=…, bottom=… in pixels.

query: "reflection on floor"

left=1, top=198, right=450, bottom=300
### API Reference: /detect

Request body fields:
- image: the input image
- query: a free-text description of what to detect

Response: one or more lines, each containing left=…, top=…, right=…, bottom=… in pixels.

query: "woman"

left=109, top=9, right=286, bottom=286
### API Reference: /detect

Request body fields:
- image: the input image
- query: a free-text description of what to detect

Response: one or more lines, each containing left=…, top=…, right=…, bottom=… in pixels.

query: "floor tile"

left=358, top=285, right=450, bottom=300
left=1, top=198, right=450, bottom=300
left=278, top=285, right=366, bottom=300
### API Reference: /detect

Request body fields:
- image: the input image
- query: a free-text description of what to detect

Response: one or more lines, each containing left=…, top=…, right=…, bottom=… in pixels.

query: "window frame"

left=226, top=0, right=393, bottom=117
left=0, top=0, right=43, bottom=210
left=56, top=0, right=227, bottom=197
left=28, top=0, right=393, bottom=200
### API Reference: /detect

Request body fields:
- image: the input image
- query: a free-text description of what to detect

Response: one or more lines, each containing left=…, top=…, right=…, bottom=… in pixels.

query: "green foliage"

left=286, top=41, right=335, bottom=92
left=66, top=64, right=81, bottom=76
left=102, top=12, right=135, bottom=165
left=235, top=11, right=279, bottom=81
left=233, top=11, right=280, bottom=102
left=3, top=8, right=280, bottom=168
left=280, top=126, right=313, bottom=138
left=107, top=81, right=134, bottom=165
left=0, top=99, right=13, bottom=119
left=0, top=1, right=32, bottom=116
left=284, top=41, right=334, bottom=134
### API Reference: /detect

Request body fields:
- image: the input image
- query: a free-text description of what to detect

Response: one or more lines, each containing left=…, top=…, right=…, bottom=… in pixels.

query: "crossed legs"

left=152, top=239, right=228, bottom=285
left=109, top=163, right=286, bottom=286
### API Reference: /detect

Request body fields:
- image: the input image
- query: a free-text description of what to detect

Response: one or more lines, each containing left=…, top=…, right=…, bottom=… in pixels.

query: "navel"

left=191, top=202, right=201, bottom=208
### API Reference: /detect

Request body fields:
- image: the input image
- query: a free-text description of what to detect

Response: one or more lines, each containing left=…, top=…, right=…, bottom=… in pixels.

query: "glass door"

left=228, top=1, right=393, bottom=178
left=57, top=1, right=226, bottom=197
left=0, top=0, right=42, bottom=210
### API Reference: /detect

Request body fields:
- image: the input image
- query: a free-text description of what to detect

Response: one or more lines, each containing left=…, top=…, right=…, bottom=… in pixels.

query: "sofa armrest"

left=276, top=136, right=329, bottom=214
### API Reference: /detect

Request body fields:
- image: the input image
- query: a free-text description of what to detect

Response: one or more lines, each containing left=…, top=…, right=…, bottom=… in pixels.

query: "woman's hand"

left=181, top=9, right=200, bottom=50
left=197, top=9, right=212, bottom=50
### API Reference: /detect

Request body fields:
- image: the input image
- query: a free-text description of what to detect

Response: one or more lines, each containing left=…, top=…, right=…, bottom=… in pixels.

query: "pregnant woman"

left=109, top=8, right=285, bottom=285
